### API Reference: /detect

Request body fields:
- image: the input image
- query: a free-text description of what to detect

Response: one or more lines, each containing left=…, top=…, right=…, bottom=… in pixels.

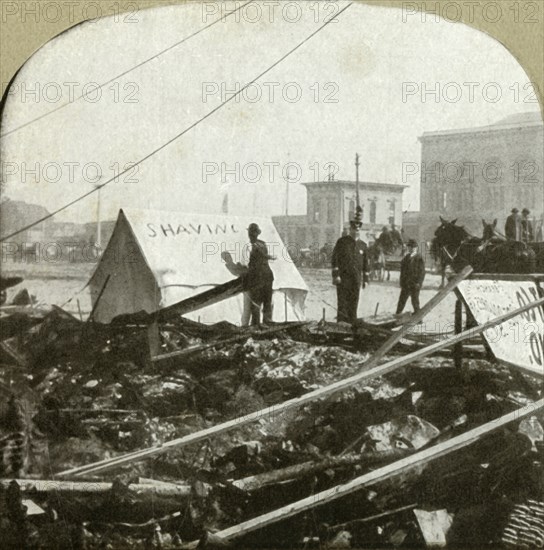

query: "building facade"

left=273, top=179, right=406, bottom=254
left=415, top=111, right=544, bottom=242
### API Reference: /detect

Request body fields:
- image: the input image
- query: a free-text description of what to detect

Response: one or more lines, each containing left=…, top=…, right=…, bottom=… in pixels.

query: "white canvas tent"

left=89, top=209, right=308, bottom=324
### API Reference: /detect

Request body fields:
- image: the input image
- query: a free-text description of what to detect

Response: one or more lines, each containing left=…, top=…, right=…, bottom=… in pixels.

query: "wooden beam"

left=357, top=266, right=473, bottom=373
left=55, top=294, right=544, bottom=479
left=205, top=398, right=544, bottom=543
left=232, top=454, right=363, bottom=492
left=156, top=277, right=244, bottom=322
left=1, top=479, right=190, bottom=497
left=327, top=503, right=417, bottom=532
left=454, top=298, right=464, bottom=369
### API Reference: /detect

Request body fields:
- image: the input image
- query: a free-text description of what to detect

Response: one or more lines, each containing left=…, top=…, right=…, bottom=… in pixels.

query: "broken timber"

left=156, top=277, right=244, bottom=322
left=192, top=398, right=544, bottom=545
left=1, top=479, right=191, bottom=497
left=56, top=293, right=544, bottom=479
left=357, top=265, right=473, bottom=372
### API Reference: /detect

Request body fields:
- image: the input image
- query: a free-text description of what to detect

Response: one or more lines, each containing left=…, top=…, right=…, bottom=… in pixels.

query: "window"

left=327, top=199, right=335, bottom=224
left=313, top=198, right=320, bottom=223
left=389, top=199, right=396, bottom=224
left=369, top=201, right=376, bottom=224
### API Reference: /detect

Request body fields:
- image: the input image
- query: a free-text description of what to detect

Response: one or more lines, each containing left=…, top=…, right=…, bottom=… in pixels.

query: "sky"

left=0, top=0, right=540, bottom=223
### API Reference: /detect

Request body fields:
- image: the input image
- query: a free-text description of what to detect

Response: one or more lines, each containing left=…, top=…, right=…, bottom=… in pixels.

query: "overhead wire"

left=0, top=2, right=353, bottom=243
left=0, top=0, right=255, bottom=138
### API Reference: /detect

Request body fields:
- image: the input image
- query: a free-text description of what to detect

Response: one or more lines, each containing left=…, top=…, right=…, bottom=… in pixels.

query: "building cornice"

left=301, top=180, right=407, bottom=192
left=419, top=123, right=543, bottom=142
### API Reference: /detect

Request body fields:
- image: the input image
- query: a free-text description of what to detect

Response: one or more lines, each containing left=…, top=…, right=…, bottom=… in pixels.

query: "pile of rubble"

left=0, top=304, right=543, bottom=549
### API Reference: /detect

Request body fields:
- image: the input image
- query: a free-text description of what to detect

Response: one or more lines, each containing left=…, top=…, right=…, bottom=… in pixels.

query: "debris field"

left=0, top=302, right=543, bottom=549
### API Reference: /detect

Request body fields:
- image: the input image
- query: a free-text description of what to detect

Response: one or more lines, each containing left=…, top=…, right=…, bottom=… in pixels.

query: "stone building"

left=413, top=111, right=544, bottom=243
left=273, top=179, right=406, bottom=254
left=0, top=199, right=53, bottom=245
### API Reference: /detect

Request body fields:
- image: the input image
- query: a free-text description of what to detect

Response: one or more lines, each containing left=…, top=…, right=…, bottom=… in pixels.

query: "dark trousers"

left=249, top=283, right=273, bottom=325
left=336, top=281, right=360, bottom=324
left=396, top=286, right=421, bottom=314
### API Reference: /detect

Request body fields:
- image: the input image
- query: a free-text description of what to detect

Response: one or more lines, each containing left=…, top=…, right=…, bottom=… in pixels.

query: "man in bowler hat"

left=244, top=223, right=275, bottom=326
left=396, top=239, right=425, bottom=315
left=331, top=209, right=370, bottom=325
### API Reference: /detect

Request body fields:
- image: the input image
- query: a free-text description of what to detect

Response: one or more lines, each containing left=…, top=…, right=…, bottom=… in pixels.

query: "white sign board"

left=457, top=279, right=544, bottom=377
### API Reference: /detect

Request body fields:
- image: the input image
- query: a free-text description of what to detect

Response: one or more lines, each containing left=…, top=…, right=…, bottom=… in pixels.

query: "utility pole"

left=355, top=153, right=360, bottom=209
left=94, top=183, right=102, bottom=250
left=285, top=153, right=291, bottom=215
left=355, top=153, right=363, bottom=224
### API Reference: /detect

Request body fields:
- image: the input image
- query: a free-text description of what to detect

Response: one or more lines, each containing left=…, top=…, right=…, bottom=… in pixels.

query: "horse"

left=368, top=242, right=386, bottom=281
left=432, top=217, right=540, bottom=284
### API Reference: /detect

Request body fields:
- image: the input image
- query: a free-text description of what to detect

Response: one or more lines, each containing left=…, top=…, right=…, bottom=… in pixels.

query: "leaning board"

left=457, top=277, right=544, bottom=377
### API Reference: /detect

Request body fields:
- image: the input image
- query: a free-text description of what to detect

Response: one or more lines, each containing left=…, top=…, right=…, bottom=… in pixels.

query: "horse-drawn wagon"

left=368, top=227, right=405, bottom=281
left=432, top=217, right=544, bottom=287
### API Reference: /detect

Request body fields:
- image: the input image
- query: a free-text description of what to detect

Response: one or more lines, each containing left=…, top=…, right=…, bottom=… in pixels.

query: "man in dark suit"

left=505, top=208, right=521, bottom=241
left=521, top=208, right=534, bottom=243
left=331, top=217, right=370, bottom=325
left=396, top=239, right=425, bottom=314
left=244, top=223, right=275, bottom=326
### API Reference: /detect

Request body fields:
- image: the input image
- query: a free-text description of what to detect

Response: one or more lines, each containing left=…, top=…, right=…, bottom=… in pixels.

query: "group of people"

left=331, top=217, right=425, bottom=326
left=505, top=207, right=536, bottom=242
left=237, top=218, right=425, bottom=328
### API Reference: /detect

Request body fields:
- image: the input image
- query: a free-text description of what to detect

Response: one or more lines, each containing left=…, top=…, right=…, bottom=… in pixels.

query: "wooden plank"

left=56, top=294, right=544, bottom=479
left=454, top=298, right=464, bottom=369
left=358, top=266, right=473, bottom=373
left=206, top=398, right=544, bottom=543
left=327, top=503, right=417, bottom=531
left=1, top=479, right=190, bottom=497
left=156, top=277, right=244, bottom=322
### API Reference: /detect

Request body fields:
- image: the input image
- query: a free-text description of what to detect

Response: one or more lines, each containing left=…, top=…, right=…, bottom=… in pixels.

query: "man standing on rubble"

left=396, top=239, right=425, bottom=315
left=244, top=223, right=275, bottom=326
left=331, top=211, right=369, bottom=326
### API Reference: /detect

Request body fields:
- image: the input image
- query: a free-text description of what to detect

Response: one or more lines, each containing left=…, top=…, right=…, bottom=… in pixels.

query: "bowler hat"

left=247, top=223, right=261, bottom=234
left=407, top=239, right=418, bottom=247
left=522, top=208, right=530, bottom=215
left=511, top=208, right=519, bottom=214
